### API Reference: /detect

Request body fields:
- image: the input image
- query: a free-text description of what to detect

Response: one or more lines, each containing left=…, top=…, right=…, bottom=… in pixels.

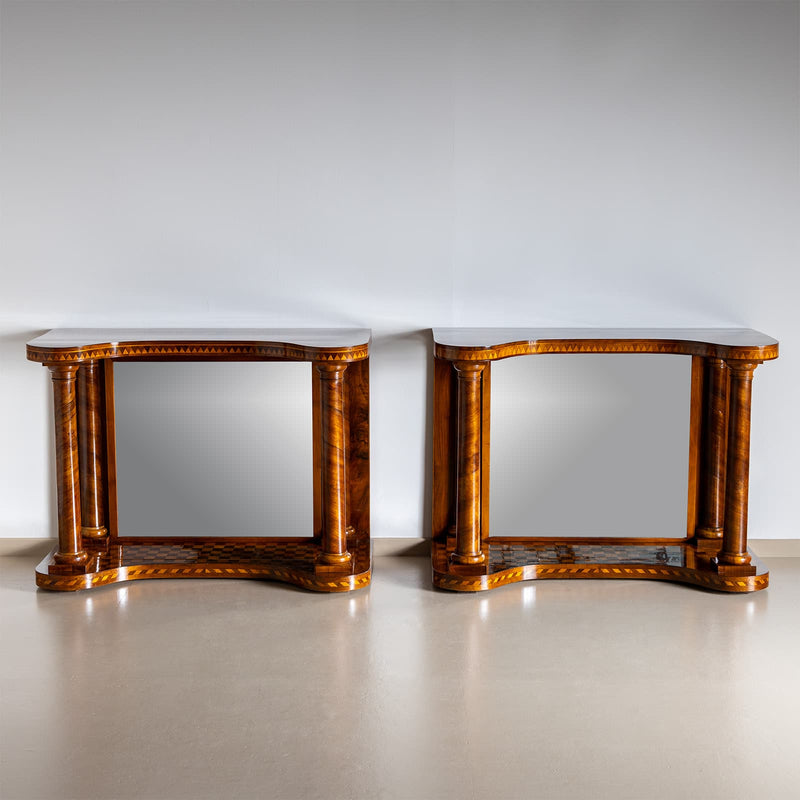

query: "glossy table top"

left=433, top=327, right=777, bottom=348
left=28, top=328, right=372, bottom=349
left=26, top=328, right=372, bottom=363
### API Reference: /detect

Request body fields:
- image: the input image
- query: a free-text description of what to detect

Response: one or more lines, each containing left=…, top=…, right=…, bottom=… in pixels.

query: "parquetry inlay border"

left=28, top=340, right=369, bottom=364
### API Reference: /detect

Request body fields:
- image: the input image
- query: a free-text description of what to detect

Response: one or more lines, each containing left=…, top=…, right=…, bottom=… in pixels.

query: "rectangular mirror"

left=489, top=354, right=690, bottom=538
left=113, top=361, right=313, bottom=538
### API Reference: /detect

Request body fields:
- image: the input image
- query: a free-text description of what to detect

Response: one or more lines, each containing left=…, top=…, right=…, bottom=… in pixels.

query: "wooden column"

left=78, top=360, right=108, bottom=539
left=717, top=361, right=758, bottom=569
left=48, top=365, right=88, bottom=567
left=315, top=363, right=352, bottom=568
left=451, top=362, right=486, bottom=565
left=696, top=358, right=728, bottom=539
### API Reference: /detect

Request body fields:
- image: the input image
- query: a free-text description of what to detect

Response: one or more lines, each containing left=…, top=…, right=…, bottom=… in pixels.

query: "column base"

left=695, top=538, right=723, bottom=556
left=49, top=552, right=89, bottom=575
left=448, top=560, right=487, bottom=577
left=81, top=525, right=108, bottom=539
left=315, top=552, right=353, bottom=575
left=450, top=552, right=486, bottom=567
left=53, top=550, right=88, bottom=567
left=711, top=557, right=757, bottom=577
left=695, top=526, right=723, bottom=539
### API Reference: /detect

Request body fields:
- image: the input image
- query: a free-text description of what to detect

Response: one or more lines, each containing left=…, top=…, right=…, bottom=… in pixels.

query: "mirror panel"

left=113, top=361, right=313, bottom=537
left=489, top=354, right=690, bottom=538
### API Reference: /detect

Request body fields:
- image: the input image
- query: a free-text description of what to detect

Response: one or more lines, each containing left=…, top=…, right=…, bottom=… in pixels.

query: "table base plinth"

left=35, top=536, right=371, bottom=593
left=432, top=538, right=768, bottom=593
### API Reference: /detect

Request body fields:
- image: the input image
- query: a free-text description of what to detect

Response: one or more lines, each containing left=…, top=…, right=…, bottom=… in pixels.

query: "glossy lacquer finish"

left=28, top=329, right=371, bottom=592
left=432, top=328, right=778, bottom=593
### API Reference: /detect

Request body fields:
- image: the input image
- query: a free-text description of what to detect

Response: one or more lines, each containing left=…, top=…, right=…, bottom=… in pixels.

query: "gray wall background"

left=1, top=1, right=797, bottom=540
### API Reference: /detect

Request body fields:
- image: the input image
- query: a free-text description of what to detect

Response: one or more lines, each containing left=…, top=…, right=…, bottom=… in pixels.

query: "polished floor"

left=2, top=554, right=799, bottom=800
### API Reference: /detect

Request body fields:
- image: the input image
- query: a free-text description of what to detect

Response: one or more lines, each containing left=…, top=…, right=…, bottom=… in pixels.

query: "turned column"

left=696, top=358, right=728, bottom=539
left=315, top=362, right=351, bottom=567
left=451, top=362, right=486, bottom=565
left=717, top=361, right=759, bottom=567
left=78, top=360, right=107, bottom=539
left=48, top=365, right=88, bottom=567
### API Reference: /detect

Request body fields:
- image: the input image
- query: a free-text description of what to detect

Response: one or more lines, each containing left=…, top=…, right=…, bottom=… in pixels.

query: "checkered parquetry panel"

left=488, top=543, right=685, bottom=570
left=91, top=536, right=370, bottom=573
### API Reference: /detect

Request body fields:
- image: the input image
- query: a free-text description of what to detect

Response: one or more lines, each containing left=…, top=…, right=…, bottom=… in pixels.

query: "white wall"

left=1, top=1, right=797, bottom=540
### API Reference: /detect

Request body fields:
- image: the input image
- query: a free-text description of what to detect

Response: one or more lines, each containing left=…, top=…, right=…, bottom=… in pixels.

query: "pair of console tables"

left=28, top=327, right=778, bottom=594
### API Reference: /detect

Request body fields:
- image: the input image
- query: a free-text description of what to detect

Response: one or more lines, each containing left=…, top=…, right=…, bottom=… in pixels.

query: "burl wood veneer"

left=432, top=328, right=779, bottom=593
left=28, top=329, right=371, bottom=592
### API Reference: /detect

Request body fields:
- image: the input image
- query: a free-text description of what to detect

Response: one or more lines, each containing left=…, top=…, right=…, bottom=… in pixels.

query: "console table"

left=432, top=328, right=778, bottom=593
left=28, top=329, right=371, bottom=592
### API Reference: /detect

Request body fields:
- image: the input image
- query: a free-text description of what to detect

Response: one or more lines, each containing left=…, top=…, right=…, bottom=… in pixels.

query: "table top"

left=27, top=328, right=371, bottom=363
left=432, top=327, right=779, bottom=361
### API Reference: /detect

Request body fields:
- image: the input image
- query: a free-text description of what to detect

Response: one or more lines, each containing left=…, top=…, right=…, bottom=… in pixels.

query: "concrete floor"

left=1, top=554, right=799, bottom=800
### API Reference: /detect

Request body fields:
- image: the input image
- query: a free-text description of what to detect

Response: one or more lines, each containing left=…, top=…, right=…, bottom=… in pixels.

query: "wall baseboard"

left=2, top=537, right=798, bottom=559
left=371, top=538, right=429, bottom=557
left=748, top=539, right=800, bottom=558
left=0, top=538, right=54, bottom=558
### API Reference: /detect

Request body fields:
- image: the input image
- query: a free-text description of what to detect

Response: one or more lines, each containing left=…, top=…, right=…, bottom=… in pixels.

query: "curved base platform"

left=432, top=539, right=768, bottom=593
left=36, top=536, right=371, bottom=593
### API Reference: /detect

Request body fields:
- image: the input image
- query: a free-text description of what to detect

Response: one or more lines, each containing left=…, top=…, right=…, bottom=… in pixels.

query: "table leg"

left=451, top=362, right=486, bottom=566
left=315, top=363, right=352, bottom=569
left=696, top=358, right=728, bottom=540
left=48, top=364, right=88, bottom=568
left=717, top=361, right=759, bottom=571
left=78, top=360, right=108, bottom=540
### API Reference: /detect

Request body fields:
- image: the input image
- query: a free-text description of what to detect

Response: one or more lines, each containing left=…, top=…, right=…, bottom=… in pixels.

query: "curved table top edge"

left=432, top=327, right=778, bottom=361
left=26, top=328, right=372, bottom=363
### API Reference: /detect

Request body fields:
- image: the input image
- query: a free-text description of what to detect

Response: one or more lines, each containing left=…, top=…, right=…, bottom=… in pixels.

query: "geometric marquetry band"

left=27, top=340, right=370, bottom=364
left=433, top=560, right=769, bottom=593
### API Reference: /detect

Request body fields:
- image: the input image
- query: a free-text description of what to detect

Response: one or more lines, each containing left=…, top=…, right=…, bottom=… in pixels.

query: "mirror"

left=489, top=354, right=690, bottom=538
left=113, top=361, right=313, bottom=537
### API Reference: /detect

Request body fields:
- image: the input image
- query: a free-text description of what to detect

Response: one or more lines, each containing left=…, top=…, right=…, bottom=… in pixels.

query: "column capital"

left=453, top=361, right=486, bottom=377
left=314, top=362, right=348, bottom=378
left=723, top=360, right=760, bottom=375
left=47, top=363, right=80, bottom=379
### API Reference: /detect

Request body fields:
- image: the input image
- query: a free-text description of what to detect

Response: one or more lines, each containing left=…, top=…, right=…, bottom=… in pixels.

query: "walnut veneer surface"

left=432, top=327, right=778, bottom=592
left=28, top=329, right=371, bottom=592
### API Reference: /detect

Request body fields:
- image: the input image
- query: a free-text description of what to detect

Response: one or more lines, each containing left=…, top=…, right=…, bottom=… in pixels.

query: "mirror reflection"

left=114, top=362, right=312, bottom=537
left=490, top=354, right=690, bottom=538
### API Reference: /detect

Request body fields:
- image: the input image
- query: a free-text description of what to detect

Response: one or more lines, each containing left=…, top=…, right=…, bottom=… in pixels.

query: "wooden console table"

left=28, top=329, right=371, bottom=592
left=432, top=328, right=778, bottom=593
